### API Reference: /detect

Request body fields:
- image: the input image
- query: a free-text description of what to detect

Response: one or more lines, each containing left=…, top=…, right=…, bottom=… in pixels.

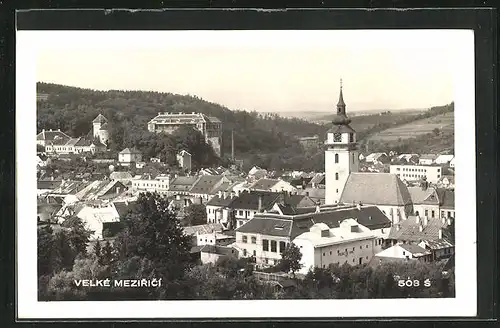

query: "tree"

left=182, top=204, right=207, bottom=226
left=113, top=192, right=192, bottom=298
left=93, top=240, right=102, bottom=258
left=277, top=243, right=302, bottom=274
left=61, top=215, right=93, bottom=256
left=100, top=240, right=115, bottom=266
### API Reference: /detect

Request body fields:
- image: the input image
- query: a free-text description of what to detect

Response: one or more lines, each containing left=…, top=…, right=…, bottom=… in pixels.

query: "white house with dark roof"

left=293, top=219, right=379, bottom=274
left=235, top=204, right=392, bottom=267
left=407, top=185, right=441, bottom=219
left=365, top=152, right=389, bottom=164
left=118, top=148, right=142, bottom=166
left=36, top=129, right=71, bottom=147
left=434, top=154, right=454, bottom=165
left=339, top=173, right=413, bottom=224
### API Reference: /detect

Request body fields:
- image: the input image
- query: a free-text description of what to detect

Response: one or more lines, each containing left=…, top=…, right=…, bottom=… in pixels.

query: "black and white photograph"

left=16, top=22, right=478, bottom=319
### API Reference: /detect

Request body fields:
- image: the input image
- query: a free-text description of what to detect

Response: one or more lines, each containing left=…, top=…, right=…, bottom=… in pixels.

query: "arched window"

left=335, top=173, right=339, bottom=180
left=334, top=154, right=339, bottom=163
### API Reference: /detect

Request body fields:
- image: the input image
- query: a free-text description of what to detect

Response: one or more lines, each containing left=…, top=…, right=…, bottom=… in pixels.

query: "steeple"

left=332, top=78, right=351, bottom=125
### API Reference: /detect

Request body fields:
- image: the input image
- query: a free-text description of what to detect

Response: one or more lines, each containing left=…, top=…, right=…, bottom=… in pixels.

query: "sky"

left=33, top=30, right=466, bottom=113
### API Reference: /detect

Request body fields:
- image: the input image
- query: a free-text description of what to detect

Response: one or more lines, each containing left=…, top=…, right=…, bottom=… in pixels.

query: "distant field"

left=367, top=112, right=454, bottom=141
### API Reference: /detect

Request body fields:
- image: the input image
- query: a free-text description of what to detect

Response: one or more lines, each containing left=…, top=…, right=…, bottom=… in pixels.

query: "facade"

left=374, top=244, right=433, bottom=262
left=249, top=178, right=297, bottom=193
left=389, top=164, right=444, bottom=184
left=176, top=150, right=192, bottom=172
left=293, top=220, right=379, bottom=274
left=435, top=154, right=454, bottom=165
left=324, top=82, right=359, bottom=204
left=147, top=112, right=223, bottom=156
left=118, top=148, right=142, bottom=166
left=131, top=174, right=171, bottom=194
left=298, top=135, right=320, bottom=149
left=200, top=245, right=239, bottom=265
left=419, top=154, right=438, bottom=165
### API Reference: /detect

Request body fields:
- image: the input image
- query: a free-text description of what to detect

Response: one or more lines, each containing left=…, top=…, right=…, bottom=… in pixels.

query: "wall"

left=390, top=164, right=443, bottom=184
left=235, top=231, right=290, bottom=266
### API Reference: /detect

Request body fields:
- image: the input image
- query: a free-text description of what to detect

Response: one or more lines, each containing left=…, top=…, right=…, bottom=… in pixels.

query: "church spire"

left=332, top=78, right=351, bottom=125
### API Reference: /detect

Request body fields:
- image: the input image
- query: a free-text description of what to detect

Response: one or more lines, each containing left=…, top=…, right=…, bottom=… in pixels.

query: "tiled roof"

left=408, top=186, right=440, bottom=205
left=92, top=114, right=108, bottom=124
left=169, top=176, right=198, bottom=192
left=37, top=179, right=62, bottom=190
left=99, top=122, right=108, bottom=130
left=37, top=204, right=62, bottom=222
left=230, top=191, right=282, bottom=211
left=250, top=178, right=280, bottom=190
left=207, top=116, right=222, bottom=124
left=340, top=173, right=412, bottom=206
left=74, top=137, right=92, bottom=147
left=326, top=124, right=356, bottom=134
left=206, top=194, right=237, bottom=207
left=310, top=173, right=326, bottom=185
left=399, top=244, right=431, bottom=257
left=200, top=245, right=238, bottom=256
left=148, top=112, right=208, bottom=125
left=113, top=201, right=136, bottom=218
left=420, top=239, right=454, bottom=250
left=420, top=154, right=438, bottom=160
left=189, top=175, right=224, bottom=194
left=300, top=188, right=326, bottom=201
left=36, top=130, right=71, bottom=141
left=388, top=216, right=449, bottom=242
left=65, top=138, right=81, bottom=147
left=183, top=223, right=224, bottom=236
left=276, top=204, right=317, bottom=215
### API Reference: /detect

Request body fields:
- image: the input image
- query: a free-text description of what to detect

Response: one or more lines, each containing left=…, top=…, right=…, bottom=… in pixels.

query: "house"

left=419, top=154, right=438, bottom=165
left=150, top=157, right=161, bottom=163
left=249, top=178, right=297, bottom=194
left=167, top=194, right=192, bottom=218
left=183, top=223, right=224, bottom=246
left=436, top=175, right=455, bottom=189
left=300, top=187, right=326, bottom=205
left=195, top=230, right=236, bottom=247
left=358, top=154, right=365, bottom=161
left=449, top=157, right=455, bottom=168
left=365, top=153, right=389, bottom=164
left=36, top=129, right=71, bottom=147
left=407, top=185, right=441, bottom=219
left=73, top=180, right=127, bottom=202
left=131, top=174, right=171, bottom=194
left=176, top=150, right=192, bottom=172
left=230, top=191, right=284, bottom=228
left=206, top=191, right=238, bottom=227
left=37, top=203, right=63, bottom=223
left=247, top=166, right=268, bottom=181
left=339, top=173, right=413, bottom=224
left=395, top=153, right=419, bottom=164
left=389, top=164, right=444, bottom=184
left=435, top=154, right=454, bottom=165
left=373, top=243, right=433, bottom=262
left=118, top=148, right=142, bottom=166
left=309, top=173, right=326, bottom=189
left=293, top=219, right=378, bottom=274
left=188, top=175, right=227, bottom=202
left=200, top=245, right=239, bottom=264
left=167, top=176, right=199, bottom=197
left=235, top=204, right=392, bottom=267
left=436, top=188, right=455, bottom=219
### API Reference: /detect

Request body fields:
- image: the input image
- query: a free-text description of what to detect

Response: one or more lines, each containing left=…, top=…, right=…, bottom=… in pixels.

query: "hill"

left=36, top=83, right=329, bottom=170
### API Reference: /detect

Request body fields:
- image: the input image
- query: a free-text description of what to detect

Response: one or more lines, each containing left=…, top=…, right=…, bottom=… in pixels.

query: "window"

left=425, top=210, right=429, bottom=217
left=271, top=240, right=277, bottom=252
left=243, top=249, right=247, bottom=256
left=360, top=246, right=362, bottom=250
left=279, top=241, right=286, bottom=253
left=336, top=188, right=339, bottom=193
left=431, top=210, right=435, bottom=218
left=335, top=173, right=339, bottom=180
left=253, top=250, right=256, bottom=256
left=323, top=252, right=326, bottom=256
left=352, top=247, right=355, bottom=251
left=263, top=239, right=269, bottom=251
left=335, top=154, right=339, bottom=163
left=349, top=133, right=354, bottom=143
left=330, top=251, right=332, bottom=255
left=366, top=245, right=369, bottom=248
left=242, top=235, right=248, bottom=243
left=251, top=236, right=257, bottom=244
left=238, top=210, right=243, bottom=216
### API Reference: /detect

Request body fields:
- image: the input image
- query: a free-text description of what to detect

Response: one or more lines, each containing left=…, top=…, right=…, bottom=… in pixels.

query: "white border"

left=17, top=30, right=476, bottom=319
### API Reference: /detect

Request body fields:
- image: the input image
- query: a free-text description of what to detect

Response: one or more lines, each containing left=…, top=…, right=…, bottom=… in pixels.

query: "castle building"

left=92, top=114, right=110, bottom=145
left=147, top=112, right=222, bottom=156
left=324, top=80, right=413, bottom=224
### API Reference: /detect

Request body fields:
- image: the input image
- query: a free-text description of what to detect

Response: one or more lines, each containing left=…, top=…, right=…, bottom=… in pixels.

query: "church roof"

left=327, top=124, right=356, bottom=134
left=340, top=173, right=412, bottom=206
left=99, top=122, right=108, bottom=130
left=93, top=114, right=108, bottom=124
left=337, top=86, right=346, bottom=107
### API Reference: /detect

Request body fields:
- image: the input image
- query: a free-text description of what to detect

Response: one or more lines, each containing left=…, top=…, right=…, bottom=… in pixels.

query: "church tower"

left=324, top=80, right=359, bottom=205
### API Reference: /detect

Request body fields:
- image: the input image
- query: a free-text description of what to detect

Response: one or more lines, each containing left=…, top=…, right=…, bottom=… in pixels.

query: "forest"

left=37, top=83, right=454, bottom=172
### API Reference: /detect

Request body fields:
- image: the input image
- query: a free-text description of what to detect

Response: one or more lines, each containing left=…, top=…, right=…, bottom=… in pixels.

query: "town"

left=36, top=84, right=455, bottom=300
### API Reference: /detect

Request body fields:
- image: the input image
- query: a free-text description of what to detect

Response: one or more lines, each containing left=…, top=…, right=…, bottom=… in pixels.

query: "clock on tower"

left=333, top=133, right=342, bottom=142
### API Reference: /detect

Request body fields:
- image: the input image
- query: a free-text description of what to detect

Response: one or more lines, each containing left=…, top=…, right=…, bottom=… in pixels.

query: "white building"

left=249, top=178, right=297, bottom=193
left=449, top=157, right=455, bottom=168
left=373, top=243, right=433, bottom=262
left=131, top=174, right=171, bottom=194
left=293, top=219, right=379, bottom=274
left=419, top=154, right=438, bottom=165
left=324, top=82, right=359, bottom=205
left=434, top=154, right=454, bottom=165
left=92, top=114, right=110, bottom=145
left=176, top=150, right=192, bottom=172
left=390, top=164, right=444, bottom=184
left=118, top=148, right=142, bottom=166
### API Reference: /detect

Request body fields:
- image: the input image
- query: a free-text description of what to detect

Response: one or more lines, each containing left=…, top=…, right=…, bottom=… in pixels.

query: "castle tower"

left=324, top=79, right=359, bottom=205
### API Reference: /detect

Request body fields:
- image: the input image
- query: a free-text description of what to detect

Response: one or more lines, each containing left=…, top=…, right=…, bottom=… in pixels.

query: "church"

left=324, top=81, right=413, bottom=224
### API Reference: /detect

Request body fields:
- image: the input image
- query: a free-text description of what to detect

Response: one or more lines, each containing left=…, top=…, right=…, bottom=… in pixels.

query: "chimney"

left=218, top=190, right=223, bottom=198
left=223, top=191, right=228, bottom=199
left=176, top=194, right=181, bottom=201
left=116, top=187, right=121, bottom=194
left=230, top=191, right=235, bottom=199
left=438, top=228, right=443, bottom=239
left=258, top=194, right=263, bottom=213
left=396, top=224, right=400, bottom=231
left=42, top=129, right=45, bottom=132
left=315, top=204, right=320, bottom=213
left=356, top=202, right=362, bottom=211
